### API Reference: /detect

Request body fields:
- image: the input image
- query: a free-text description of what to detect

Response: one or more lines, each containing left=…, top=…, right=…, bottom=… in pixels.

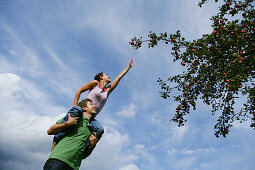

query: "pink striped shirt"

left=87, top=83, right=108, bottom=114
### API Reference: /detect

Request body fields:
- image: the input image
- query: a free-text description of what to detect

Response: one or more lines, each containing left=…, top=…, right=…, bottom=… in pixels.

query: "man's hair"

left=94, top=72, right=103, bottom=82
left=78, top=98, right=92, bottom=109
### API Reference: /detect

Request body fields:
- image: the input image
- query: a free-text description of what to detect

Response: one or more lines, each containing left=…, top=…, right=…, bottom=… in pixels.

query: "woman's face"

left=101, top=73, right=111, bottom=83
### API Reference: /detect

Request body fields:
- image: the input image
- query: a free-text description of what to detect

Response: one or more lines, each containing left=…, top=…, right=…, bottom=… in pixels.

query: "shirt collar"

left=99, top=83, right=108, bottom=92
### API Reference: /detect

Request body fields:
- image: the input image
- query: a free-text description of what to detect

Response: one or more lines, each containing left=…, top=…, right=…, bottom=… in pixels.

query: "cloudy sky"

left=0, top=0, right=254, bottom=170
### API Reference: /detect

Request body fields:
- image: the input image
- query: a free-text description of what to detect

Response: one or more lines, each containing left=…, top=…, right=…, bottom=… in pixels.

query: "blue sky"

left=0, top=0, right=254, bottom=170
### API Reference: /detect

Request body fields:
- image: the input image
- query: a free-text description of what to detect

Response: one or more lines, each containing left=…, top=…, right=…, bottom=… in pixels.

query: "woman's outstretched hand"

left=129, top=59, right=135, bottom=68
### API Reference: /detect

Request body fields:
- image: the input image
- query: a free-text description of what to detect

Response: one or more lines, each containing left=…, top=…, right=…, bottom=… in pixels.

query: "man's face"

left=86, top=101, right=97, bottom=116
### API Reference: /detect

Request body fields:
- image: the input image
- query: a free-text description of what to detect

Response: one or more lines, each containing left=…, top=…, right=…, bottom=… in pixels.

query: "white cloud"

left=170, top=125, right=188, bottom=143
left=181, top=149, right=196, bottom=155
left=45, top=46, right=66, bottom=69
left=1, top=22, right=45, bottom=78
left=232, top=120, right=251, bottom=129
left=174, top=156, right=197, bottom=169
left=81, top=126, right=139, bottom=169
left=134, top=144, right=145, bottom=151
left=119, top=164, right=140, bottom=170
left=0, top=73, right=65, bottom=144
left=167, top=147, right=216, bottom=156
left=167, top=149, right=177, bottom=155
left=116, top=103, right=138, bottom=118
left=0, top=72, right=140, bottom=169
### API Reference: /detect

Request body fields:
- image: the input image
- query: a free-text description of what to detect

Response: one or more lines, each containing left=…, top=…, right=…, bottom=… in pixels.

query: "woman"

left=74, top=59, right=134, bottom=135
left=52, top=59, right=134, bottom=154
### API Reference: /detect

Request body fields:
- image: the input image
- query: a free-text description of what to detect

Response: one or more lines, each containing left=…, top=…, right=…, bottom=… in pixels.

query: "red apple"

left=130, top=42, right=134, bottom=45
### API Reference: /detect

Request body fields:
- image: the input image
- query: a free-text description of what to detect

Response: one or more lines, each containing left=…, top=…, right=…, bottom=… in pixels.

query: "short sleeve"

left=56, top=118, right=64, bottom=124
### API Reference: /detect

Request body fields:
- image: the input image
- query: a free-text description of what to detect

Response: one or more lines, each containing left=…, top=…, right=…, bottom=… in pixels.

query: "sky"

left=0, top=0, right=254, bottom=170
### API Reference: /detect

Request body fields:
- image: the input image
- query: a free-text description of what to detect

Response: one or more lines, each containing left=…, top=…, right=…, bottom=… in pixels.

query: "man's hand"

left=83, top=132, right=98, bottom=159
left=65, top=113, right=79, bottom=127
left=47, top=113, right=79, bottom=135
left=89, top=132, right=98, bottom=146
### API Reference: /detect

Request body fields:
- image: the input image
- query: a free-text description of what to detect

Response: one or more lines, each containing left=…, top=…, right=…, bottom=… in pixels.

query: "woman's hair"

left=78, top=98, right=92, bottom=109
left=94, top=72, right=103, bottom=82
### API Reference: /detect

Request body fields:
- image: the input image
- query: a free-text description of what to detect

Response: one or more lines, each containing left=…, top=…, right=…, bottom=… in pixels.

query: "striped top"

left=87, top=83, right=108, bottom=114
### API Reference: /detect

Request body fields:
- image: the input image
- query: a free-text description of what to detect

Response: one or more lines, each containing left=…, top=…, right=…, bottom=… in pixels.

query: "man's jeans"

left=43, top=158, right=73, bottom=170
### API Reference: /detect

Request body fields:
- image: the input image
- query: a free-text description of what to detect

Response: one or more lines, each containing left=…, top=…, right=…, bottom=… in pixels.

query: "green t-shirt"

left=49, top=116, right=91, bottom=170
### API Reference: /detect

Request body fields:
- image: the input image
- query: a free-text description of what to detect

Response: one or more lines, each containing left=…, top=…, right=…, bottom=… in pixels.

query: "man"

left=44, top=98, right=98, bottom=170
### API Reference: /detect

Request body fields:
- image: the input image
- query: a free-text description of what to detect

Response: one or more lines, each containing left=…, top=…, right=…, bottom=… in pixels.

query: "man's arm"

left=83, top=133, right=98, bottom=159
left=47, top=113, right=79, bottom=135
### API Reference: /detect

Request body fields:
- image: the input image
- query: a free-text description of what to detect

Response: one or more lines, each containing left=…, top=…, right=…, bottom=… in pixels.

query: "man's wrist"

left=64, top=121, right=71, bottom=127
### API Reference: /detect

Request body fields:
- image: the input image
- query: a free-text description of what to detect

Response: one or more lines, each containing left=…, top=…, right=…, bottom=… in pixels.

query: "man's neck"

left=83, top=112, right=92, bottom=121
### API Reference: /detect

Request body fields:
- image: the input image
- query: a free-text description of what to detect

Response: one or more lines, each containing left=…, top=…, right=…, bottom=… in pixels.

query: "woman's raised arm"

left=107, top=59, right=134, bottom=96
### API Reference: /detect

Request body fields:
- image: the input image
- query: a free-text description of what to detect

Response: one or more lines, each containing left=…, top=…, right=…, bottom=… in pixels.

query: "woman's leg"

left=85, top=119, right=104, bottom=151
left=90, top=118, right=104, bottom=140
